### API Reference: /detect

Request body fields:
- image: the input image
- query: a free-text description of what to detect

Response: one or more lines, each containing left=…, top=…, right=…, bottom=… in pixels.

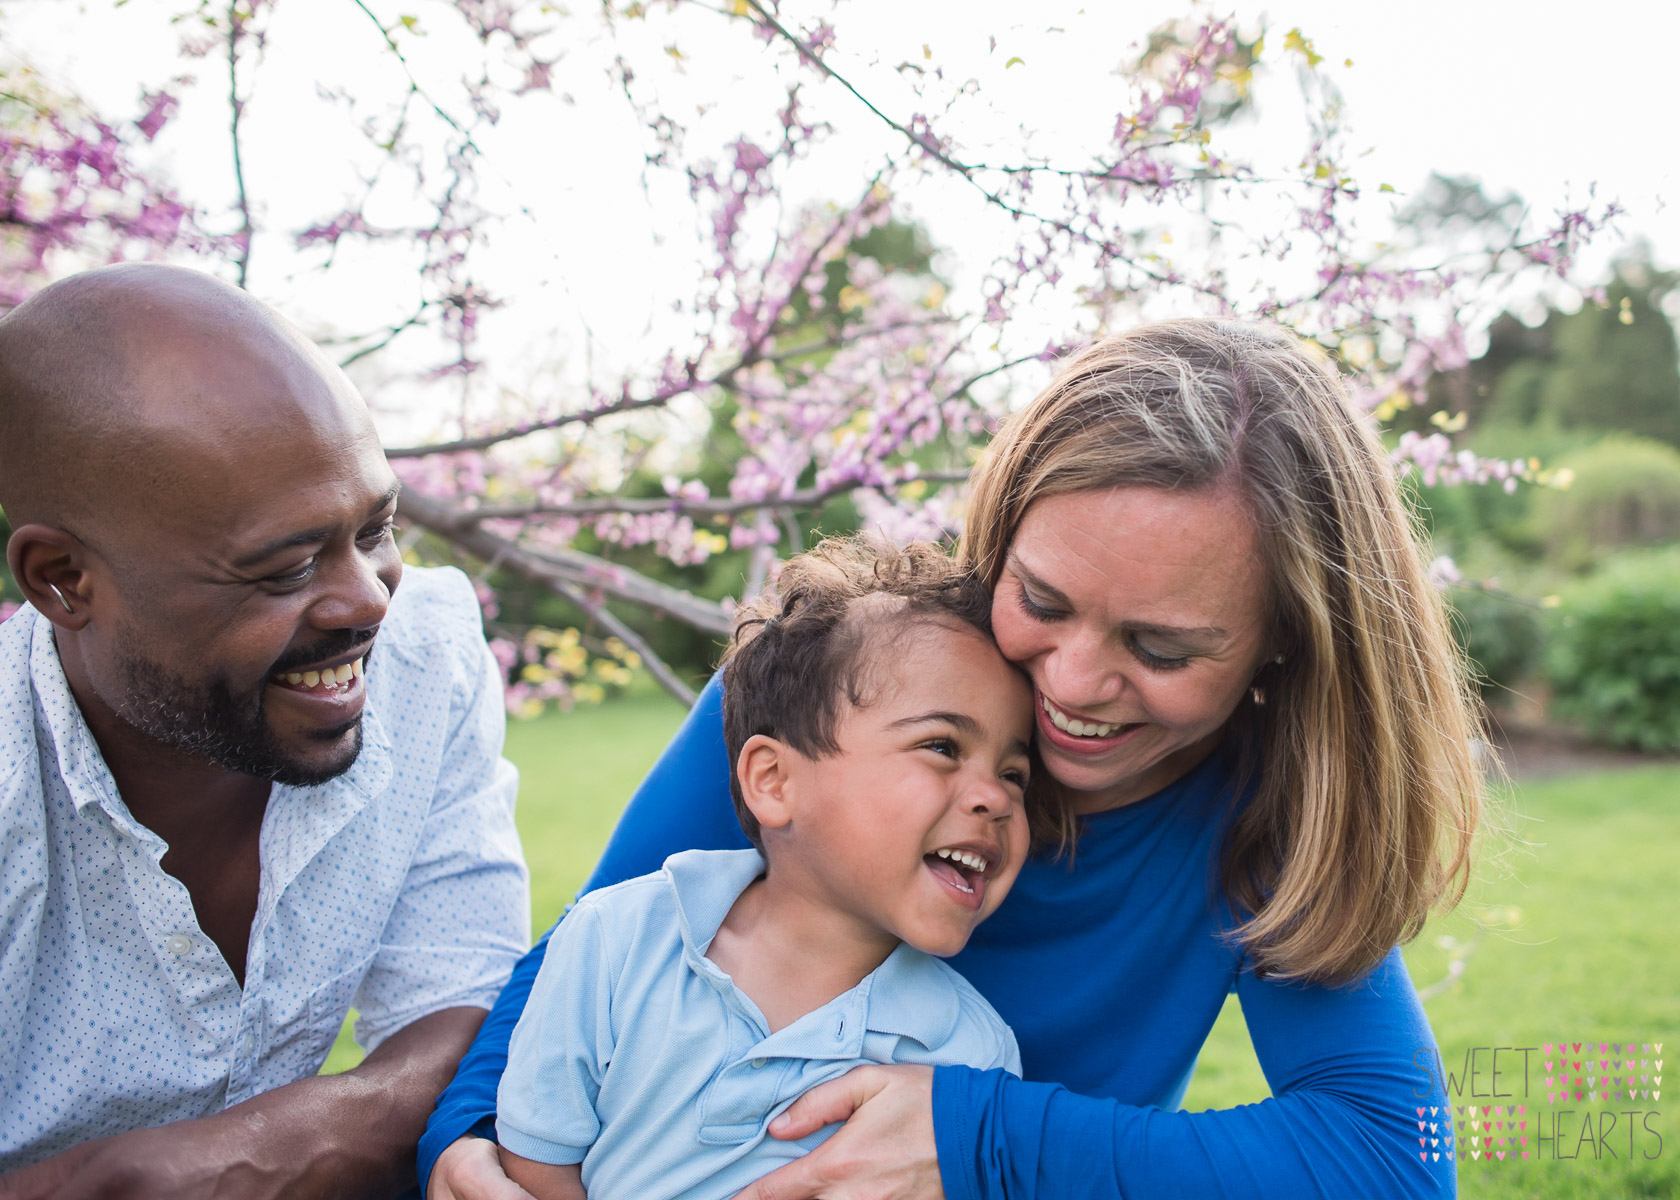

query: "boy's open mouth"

left=924, top=846, right=994, bottom=899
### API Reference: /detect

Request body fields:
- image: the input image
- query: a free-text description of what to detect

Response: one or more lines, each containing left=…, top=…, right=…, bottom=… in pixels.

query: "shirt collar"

left=26, top=604, right=394, bottom=831
left=662, top=847, right=961, bottom=1052
left=29, top=607, right=130, bottom=824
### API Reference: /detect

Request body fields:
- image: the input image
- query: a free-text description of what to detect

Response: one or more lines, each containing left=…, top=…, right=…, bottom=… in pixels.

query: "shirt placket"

left=94, top=802, right=246, bottom=1092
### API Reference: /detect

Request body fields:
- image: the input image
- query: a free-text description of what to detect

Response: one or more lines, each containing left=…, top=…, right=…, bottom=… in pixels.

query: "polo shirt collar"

left=662, top=848, right=962, bottom=1053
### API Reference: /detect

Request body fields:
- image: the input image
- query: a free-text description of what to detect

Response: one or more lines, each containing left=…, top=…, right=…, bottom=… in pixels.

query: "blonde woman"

left=425, top=319, right=1479, bottom=1200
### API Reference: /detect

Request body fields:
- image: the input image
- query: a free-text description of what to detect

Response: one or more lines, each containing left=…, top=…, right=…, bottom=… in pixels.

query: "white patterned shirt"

left=0, top=565, right=530, bottom=1169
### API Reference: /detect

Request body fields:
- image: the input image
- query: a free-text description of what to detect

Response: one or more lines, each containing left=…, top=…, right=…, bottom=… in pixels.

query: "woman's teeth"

left=278, top=657, right=363, bottom=690
left=1041, top=696, right=1122, bottom=738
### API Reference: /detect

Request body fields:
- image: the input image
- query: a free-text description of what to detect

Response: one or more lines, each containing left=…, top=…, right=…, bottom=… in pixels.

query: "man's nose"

left=313, top=541, right=394, bottom=631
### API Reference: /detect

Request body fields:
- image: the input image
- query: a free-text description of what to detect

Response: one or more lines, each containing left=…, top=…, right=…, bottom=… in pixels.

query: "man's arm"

left=0, top=1005, right=487, bottom=1200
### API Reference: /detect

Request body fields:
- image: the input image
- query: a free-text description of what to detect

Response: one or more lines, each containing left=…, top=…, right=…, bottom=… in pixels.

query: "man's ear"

left=736, top=734, right=800, bottom=835
left=7, top=523, right=94, bottom=632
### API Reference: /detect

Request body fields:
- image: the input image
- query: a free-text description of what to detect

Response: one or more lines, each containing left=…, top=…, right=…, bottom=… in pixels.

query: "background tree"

left=0, top=1, right=1620, bottom=707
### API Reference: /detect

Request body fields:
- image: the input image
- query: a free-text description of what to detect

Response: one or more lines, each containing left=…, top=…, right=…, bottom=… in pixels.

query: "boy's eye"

left=1001, top=767, right=1029, bottom=790
left=922, top=737, right=958, bottom=758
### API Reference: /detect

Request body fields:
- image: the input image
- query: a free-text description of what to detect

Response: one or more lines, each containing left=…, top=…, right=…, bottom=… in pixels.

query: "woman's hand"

left=731, top=1064, right=943, bottom=1200
left=428, top=1137, right=539, bottom=1200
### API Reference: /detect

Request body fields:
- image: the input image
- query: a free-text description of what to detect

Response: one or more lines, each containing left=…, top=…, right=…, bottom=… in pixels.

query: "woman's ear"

left=736, top=734, right=798, bottom=834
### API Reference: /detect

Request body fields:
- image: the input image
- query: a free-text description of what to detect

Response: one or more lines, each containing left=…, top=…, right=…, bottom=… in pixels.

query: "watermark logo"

left=1409, top=1039, right=1665, bottom=1175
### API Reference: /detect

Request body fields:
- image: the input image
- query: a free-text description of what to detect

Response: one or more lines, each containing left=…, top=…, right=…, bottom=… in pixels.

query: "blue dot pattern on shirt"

left=0, top=566, right=530, bottom=1170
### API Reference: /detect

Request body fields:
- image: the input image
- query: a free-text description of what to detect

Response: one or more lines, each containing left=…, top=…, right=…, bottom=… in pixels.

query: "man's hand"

left=0, top=1006, right=488, bottom=1200
left=427, top=1137, right=539, bottom=1200
left=730, top=1064, right=943, bottom=1200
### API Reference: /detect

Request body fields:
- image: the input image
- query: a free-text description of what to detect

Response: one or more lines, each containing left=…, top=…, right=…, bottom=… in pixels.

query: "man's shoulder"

left=378, top=564, right=483, bottom=650
left=0, top=607, right=47, bottom=794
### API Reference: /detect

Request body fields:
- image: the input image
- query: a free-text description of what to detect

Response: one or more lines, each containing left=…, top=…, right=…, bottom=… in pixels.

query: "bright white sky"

left=5, top=0, right=1677, bottom=432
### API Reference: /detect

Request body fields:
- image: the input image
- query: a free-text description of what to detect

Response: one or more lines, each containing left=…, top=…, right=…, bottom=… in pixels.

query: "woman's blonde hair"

left=960, top=318, right=1483, bottom=985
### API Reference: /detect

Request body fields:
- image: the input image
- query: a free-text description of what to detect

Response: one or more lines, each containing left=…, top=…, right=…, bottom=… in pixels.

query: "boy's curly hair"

left=719, top=534, right=1066, bottom=850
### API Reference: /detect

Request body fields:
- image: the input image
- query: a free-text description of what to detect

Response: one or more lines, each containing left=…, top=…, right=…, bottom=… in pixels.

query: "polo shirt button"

left=749, top=1057, right=768, bottom=1069
left=166, top=934, right=193, bottom=956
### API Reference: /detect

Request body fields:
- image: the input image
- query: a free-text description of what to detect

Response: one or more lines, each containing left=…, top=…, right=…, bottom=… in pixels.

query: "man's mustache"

left=268, top=630, right=377, bottom=677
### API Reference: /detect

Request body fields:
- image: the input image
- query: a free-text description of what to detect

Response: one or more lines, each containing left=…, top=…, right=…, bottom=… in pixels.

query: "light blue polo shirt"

left=496, top=848, right=1020, bottom=1199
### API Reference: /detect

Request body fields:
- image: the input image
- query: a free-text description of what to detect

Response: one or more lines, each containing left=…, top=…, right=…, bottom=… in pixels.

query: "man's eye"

left=358, top=520, right=395, bottom=547
left=267, top=562, right=315, bottom=587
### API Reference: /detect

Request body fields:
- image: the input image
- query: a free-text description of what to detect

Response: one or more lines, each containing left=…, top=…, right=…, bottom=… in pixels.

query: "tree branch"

left=397, top=489, right=733, bottom=638
left=227, top=2, right=253, bottom=288
left=548, top=577, right=697, bottom=707
left=436, top=470, right=971, bottom=524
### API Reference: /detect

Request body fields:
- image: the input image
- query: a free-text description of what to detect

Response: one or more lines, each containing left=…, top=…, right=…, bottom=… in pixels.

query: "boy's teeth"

left=1041, top=696, right=1120, bottom=738
left=935, top=848, right=989, bottom=873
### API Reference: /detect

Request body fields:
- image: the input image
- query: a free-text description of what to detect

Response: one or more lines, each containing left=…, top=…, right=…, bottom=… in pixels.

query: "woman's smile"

left=990, top=484, right=1272, bottom=812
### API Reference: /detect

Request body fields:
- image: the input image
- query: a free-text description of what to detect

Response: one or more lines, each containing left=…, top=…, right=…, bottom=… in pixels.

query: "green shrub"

left=1547, top=548, right=1680, bottom=751
left=1527, top=435, right=1680, bottom=570
left=1446, top=585, right=1546, bottom=703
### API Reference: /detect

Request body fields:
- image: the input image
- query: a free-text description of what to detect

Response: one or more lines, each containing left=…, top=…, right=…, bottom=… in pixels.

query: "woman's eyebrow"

left=1128, top=620, right=1229, bottom=641
left=1010, top=553, right=1227, bottom=640
left=1007, top=554, right=1072, bottom=607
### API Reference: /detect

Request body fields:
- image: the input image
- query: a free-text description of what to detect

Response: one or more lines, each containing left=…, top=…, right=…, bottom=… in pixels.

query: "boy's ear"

left=736, top=734, right=798, bottom=834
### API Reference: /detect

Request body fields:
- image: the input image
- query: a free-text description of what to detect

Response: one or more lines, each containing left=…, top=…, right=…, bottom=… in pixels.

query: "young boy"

left=495, top=537, right=1048, bottom=1200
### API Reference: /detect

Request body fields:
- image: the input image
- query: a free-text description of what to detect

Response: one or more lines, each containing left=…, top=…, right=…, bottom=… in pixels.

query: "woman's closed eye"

left=1130, top=635, right=1192, bottom=671
left=1014, top=583, right=1065, bottom=623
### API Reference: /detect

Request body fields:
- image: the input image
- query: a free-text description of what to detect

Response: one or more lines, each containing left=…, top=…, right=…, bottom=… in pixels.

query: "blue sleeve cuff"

left=933, top=1065, right=983, bottom=1200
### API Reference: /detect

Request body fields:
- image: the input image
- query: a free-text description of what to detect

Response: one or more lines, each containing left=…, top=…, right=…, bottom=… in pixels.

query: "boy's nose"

left=961, top=772, right=1016, bottom=816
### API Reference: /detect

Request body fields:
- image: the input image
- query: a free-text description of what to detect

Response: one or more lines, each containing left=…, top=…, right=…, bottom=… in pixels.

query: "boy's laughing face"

left=761, top=619, right=1035, bottom=958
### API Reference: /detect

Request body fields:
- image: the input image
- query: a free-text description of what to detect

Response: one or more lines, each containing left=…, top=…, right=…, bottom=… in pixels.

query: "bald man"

left=0, top=265, right=528, bottom=1197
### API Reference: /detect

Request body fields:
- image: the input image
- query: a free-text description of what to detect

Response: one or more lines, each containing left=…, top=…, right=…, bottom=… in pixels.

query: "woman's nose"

left=1043, top=626, right=1123, bottom=708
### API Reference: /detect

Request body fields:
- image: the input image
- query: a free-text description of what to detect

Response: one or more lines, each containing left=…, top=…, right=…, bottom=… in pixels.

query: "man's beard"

left=113, top=635, right=368, bottom=787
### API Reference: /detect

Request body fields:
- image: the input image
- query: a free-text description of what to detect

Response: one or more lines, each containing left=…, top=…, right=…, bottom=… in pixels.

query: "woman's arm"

left=417, top=673, right=747, bottom=1193
left=934, top=947, right=1455, bottom=1200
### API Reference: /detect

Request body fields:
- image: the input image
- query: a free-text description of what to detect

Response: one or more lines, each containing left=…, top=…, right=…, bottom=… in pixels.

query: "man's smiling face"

left=65, top=282, right=404, bottom=786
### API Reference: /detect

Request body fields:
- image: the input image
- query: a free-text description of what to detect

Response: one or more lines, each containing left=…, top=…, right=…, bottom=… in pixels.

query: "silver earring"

left=1272, top=654, right=1285, bottom=665
left=1250, top=685, right=1266, bottom=706
left=48, top=584, right=76, bottom=614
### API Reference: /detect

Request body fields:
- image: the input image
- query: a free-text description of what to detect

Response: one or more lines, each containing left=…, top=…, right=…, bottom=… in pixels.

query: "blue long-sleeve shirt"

left=419, top=674, right=1455, bottom=1198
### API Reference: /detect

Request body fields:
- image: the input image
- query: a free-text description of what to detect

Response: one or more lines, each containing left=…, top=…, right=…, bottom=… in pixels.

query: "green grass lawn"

left=328, top=696, right=1678, bottom=1197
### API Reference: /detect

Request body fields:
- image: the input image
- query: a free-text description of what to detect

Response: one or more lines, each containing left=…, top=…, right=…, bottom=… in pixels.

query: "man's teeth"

left=1041, top=696, right=1121, bottom=738
left=935, top=848, right=989, bottom=874
left=280, top=658, right=364, bottom=689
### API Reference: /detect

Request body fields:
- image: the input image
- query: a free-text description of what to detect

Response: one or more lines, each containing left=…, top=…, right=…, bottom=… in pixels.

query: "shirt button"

left=749, top=1057, right=768, bottom=1069
left=166, top=934, right=193, bottom=956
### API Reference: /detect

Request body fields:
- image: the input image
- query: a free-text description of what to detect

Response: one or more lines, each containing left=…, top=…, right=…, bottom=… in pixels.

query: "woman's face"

left=990, top=485, right=1274, bottom=814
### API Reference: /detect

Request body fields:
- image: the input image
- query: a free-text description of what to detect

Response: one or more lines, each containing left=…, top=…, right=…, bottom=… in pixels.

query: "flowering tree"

left=0, top=0, right=1617, bottom=708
